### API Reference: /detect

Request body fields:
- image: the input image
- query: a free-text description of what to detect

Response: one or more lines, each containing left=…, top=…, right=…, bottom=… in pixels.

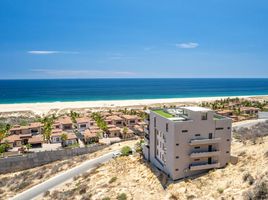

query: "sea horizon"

left=0, top=78, right=268, bottom=104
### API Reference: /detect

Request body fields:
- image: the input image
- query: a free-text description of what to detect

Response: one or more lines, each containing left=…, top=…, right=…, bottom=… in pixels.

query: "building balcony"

left=190, top=150, right=221, bottom=158
left=144, top=127, right=149, bottom=134
left=189, top=162, right=220, bottom=171
left=144, top=118, right=150, bottom=124
left=189, top=138, right=221, bottom=145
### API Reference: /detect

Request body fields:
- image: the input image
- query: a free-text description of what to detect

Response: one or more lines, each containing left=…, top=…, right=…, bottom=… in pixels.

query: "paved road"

left=11, top=151, right=118, bottom=200
left=233, top=119, right=267, bottom=129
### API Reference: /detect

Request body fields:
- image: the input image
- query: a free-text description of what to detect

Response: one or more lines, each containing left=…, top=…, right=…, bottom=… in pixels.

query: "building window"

left=176, top=143, right=179, bottom=146
left=154, top=117, right=156, bottom=127
left=156, top=149, right=159, bottom=155
left=227, top=127, right=231, bottom=130
left=194, top=159, right=200, bottom=161
left=227, top=139, right=230, bottom=141
left=195, top=134, right=200, bottom=137
left=216, top=127, right=224, bottom=130
left=226, top=151, right=229, bottom=153
left=175, top=169, right=179, bottom=171
left=176, top=156, right=179, bottom=159
left=182, top=130, right=188, bottom=133
left=201, top=113, right=208, bottom=120
left=166, top=123, right=169, bottom=132
left=194, top=146, right=200, bottom=149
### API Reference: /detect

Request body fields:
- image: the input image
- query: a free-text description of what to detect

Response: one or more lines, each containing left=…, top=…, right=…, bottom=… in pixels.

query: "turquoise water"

left=0, top=78, right=268, bottom=104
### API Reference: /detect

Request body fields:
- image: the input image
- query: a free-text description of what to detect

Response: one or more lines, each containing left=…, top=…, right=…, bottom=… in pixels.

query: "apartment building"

left=142, top=106, right=232, bottom=180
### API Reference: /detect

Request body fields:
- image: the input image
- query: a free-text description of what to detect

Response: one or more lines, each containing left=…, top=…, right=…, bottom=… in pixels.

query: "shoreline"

left=0, top=95, right=267, bottom=115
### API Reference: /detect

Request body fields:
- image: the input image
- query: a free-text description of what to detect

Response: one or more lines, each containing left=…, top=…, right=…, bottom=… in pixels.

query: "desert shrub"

left=43, top=191, right=50, bottom=197
left=120, top=146, right=132, bottom=156
left=253, top=180, right=268, bottom=199
left=264, top=150, right=268, bottom=158
left=243, top=172, right=255, bottom=185
left=16, top=180, right=32, bottom=191
left=109, top=176, right=117, bottom=184
left=81, top=194, right=92, bottom=200
left=169, top=194, right=178, bottom=200
left=102, top=197, right=111, bottom=200
left=79, top=185, right=87, bottom=195
left=117, top=193, right=127, bottom=200
left=0, top=177, right=8, bottom=187
left=217, top=188, right=224, bottom=194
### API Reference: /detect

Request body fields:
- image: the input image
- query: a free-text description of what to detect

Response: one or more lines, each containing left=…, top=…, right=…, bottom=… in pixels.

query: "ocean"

left=0, top=78, right=268, bottom=104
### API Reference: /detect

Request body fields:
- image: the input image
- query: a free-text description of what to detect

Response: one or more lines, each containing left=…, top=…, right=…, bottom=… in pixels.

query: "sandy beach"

left=0, top=95, right=267, bottom=115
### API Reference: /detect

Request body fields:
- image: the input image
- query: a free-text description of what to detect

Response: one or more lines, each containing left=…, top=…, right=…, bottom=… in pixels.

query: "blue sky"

left=0, top=0, right=268, bottom=79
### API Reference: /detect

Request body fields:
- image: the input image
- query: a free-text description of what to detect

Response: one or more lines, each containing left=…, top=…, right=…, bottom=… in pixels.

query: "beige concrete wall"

left=145, top=108, right=232, bottom=180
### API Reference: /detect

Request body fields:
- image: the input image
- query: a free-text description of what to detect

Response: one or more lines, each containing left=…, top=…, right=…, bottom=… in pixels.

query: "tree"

left=122, top=127, right=128, bottom=139
left=42, top=117, right=53, bottom=143
left=25, top=143, right=32, bottom=150
left=61, top=133, right=68, bottom=147
left=70, top=111, right=79, bottom=123
left=120, top=146, right=132, bottom=156
left=135, top=139, right=144, bottom=153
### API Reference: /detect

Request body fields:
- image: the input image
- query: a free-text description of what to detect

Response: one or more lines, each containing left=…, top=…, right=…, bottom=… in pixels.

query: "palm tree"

left=61, top=133, right=68, bottom=147
left=70, top=111, right=79, bottom=123
left=42, top=117, right=53, bottom=143
left=122, top=127, right=128, bottom=139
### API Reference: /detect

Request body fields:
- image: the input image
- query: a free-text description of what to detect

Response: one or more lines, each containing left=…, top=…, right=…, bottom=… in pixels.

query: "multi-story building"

left=142, top=106, right=232, bottom=180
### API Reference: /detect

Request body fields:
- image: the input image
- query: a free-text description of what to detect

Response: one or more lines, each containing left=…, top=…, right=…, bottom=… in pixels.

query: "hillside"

left=39, top=136, right=268, bottom=200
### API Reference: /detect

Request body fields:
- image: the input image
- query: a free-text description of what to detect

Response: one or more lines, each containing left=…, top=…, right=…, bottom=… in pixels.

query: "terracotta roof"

left=19, top=133, right=32, bottom=138
left=120, top=128, right=134, bottom=134
left=56, top=116, right=73, bottom=125
left=76, top=117, right=91, bottom=124
left=1, top=135, right=21, bottom=143
left=106, top=115, right=123, bottom=121
left=29, top=122, right=43, bottom=128
left=108, top=126, right=121, bottom=132
left=51, top=131, right=64, bottom=137
left=133, top=125, right=143, bottom=132
left=122, top=115, right=138, bottom=120
left=10, top=125, right=29, bottom=131
left=28, top=135, right=43, bottom=144
left=217, top=110, right=233, bottom=114
left=137, top=121, right=146, bottom=125
left=90, top=126, right=100, bottom=130
left=84, top=129, right=98, bottom=138
left=52, top=129, right=63, bottom=133
left=67, top=133, right=77, bottom=140
left=240, top=107, right=260, bottom=111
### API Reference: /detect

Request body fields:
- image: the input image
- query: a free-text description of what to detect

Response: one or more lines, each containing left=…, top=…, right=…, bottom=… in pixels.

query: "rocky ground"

left=0, top=140, right=137, bottom=200
left=34, top=136, right=268, bottom=200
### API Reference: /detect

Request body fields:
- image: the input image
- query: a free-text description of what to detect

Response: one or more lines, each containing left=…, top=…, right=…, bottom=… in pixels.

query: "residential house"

left=105, top=115, right=124, bottom=127
left=76, top=117, right=91, bottom=132
left=122, top=115, right=138, bottom=127
left=240, top=107, right=260, bottom=115
left=84, top=129, right=99, bottom=144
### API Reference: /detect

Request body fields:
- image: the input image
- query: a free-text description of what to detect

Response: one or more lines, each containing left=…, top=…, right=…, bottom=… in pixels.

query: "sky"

left=0, top=0, right=268, bottom=79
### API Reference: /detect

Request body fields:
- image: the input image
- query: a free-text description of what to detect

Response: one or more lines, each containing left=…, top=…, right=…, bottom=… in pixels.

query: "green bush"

left=117, top=193, right=127, bottom=200
left=102, top=197, right=110, bottom=200
left=217, top=188, right=224, bottom=194
left=120, top=146, right=132, bottom=156
left=109, top=176, right=117, bottom=184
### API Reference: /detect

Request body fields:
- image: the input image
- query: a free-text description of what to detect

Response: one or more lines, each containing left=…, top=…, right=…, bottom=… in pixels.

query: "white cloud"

left=176, top=42, right=199, bottom=49
left=27, top=50, right=79, bottom=55
left=31, top=69, right=136, bottom=77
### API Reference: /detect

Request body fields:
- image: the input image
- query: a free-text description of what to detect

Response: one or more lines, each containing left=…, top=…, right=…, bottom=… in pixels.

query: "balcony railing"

left=190, top=150, right=221, bottom=158
left=190, top=162, right=220, bottom=171
left=189, top=138, right=221, bottom=145
left=144, top=127, right=149, bottom=134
